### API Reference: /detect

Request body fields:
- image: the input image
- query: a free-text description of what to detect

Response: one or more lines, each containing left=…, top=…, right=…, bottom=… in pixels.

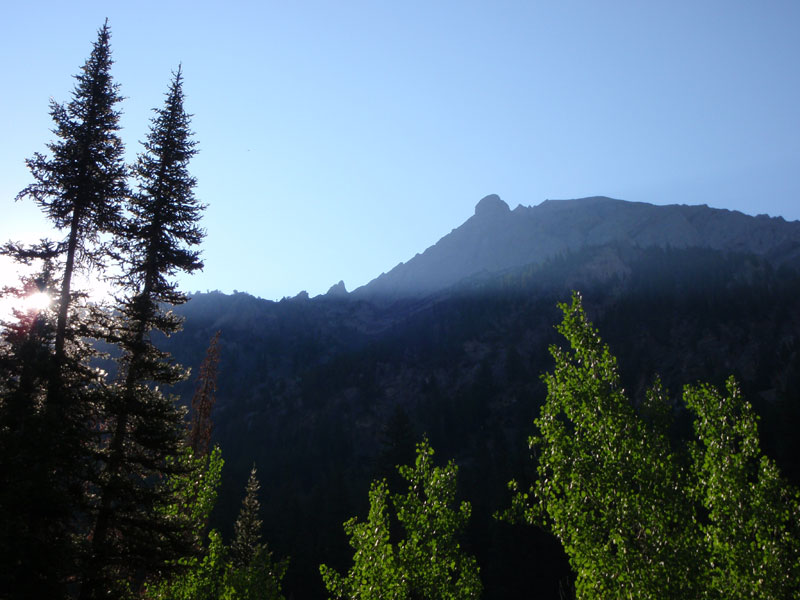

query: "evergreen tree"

left=16, top=19, right=127, bottom=386
left=0, top=242, right=61, bottom=414
left=146, top=454, right=287, bottom=600
left=232, top=466, right=264, bottom=568
left=230, top=466, right=287, bottom=600
left=3, top=22, right=127, bottom=596
left=78, top=66, right=204, bottom=598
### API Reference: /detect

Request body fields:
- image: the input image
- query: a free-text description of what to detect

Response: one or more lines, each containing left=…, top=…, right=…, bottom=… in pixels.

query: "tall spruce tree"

left=3, top=21, right=128, bottom=598
left=229, top=467, right=287, bottom=600
left=78, top=66, right=204, bottom=599
left=16, top=19, right=127, bottom=385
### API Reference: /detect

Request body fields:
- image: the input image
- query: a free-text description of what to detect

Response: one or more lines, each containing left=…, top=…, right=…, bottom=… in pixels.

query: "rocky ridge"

left=352, top=195, right=800, bottom=299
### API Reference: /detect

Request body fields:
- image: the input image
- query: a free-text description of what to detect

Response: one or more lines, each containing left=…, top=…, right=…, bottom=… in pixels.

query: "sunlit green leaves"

left=146, top=448, right=287, bottom=600
left=321, top=439, right=481, bottom=600
left=514, top=292, right=800, bottom=599
left=686, top=379, right=800, bottom=599
left=525, top=292, right=701, bottom=598
left=321, top=480, right=405, bottom=600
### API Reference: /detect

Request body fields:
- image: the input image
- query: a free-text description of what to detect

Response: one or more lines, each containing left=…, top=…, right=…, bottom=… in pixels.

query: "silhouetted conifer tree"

left=4, top=20, right=128, bottom=597
left=0, top=242, right=61, bottom=411
left=78, top=66, right=204, bottom=599
left=16, top=19, right=127, bottom=387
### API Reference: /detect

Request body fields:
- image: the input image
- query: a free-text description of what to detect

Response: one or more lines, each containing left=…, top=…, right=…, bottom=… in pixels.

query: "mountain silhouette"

left=353, top=195, right=800, bottom=298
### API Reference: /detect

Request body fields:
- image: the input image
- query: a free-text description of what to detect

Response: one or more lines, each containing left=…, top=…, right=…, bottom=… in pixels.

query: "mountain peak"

left=474, top=194, right=510, bottom=216
left=325, top=280, right=348, bottom=297
left=355, top=194, right=800, bottom=300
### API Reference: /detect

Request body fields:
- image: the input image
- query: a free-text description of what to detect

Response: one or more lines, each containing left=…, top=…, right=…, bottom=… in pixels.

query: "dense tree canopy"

left=510, top=292, right=800, bottom=599
left=0, top=22, right=236, bottom=600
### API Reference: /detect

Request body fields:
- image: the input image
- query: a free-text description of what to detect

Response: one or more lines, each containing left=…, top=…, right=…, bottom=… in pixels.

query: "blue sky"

left=2, top=1, right=799, bottom=300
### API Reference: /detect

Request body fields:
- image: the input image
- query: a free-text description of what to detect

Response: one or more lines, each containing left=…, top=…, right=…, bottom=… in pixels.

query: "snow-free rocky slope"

left=354, top=195, right=800, bottom=299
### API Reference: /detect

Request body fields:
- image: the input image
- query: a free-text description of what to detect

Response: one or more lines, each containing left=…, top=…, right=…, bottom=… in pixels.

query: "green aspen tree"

left=686, top=379, right=800, bottom=599
left=516, top=292, right=703, bottom=599
left=322, top=439, right=482, bottom=600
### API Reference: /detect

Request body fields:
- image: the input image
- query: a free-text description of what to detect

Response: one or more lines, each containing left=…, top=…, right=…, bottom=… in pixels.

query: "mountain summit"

left=354, top=195, right=800, bottom=299
left=474, top=193, right=510, bottom=216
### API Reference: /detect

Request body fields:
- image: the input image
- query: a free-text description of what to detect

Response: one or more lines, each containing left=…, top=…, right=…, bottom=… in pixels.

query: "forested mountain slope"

left=165, top=221, right=800, bottom=597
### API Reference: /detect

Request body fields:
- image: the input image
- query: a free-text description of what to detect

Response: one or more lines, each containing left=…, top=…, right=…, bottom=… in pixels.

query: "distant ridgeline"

left=353, top=194, right=800, bottom=299
left=165, top=196, right=800, bottom=599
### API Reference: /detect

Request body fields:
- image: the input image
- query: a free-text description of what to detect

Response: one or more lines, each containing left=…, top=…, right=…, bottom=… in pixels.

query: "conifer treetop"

left=231, top=465, right=264, bottom=569
left=17, top=19, right=127, bottom=255
left=120, top=64, right=204, bottom=306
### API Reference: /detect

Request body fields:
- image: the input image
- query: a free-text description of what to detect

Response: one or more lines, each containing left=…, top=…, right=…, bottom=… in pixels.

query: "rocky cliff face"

left=353, top=195, right=800, bottom=299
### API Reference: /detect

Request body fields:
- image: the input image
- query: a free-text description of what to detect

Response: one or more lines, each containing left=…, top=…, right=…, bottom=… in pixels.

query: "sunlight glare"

left=23, top=291, right=52, bottom=312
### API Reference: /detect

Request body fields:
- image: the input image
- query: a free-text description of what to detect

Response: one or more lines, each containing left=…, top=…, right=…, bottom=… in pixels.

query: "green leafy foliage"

left=515, top=292, right=701, bottom=598
left=146, top=447, right=225, bottom=600
left=165, top=445, right=225, bottom=543
left=512, top=292, right=800, bottom=599
left=321, top=480, right=404, bottom=600
left=686, top=379, right=800, bottom=599
left=147, top=529, right=230, bottom=600
left=147, top=451, right=287, bottom=600
left=321, top=439, right=482, bottom=600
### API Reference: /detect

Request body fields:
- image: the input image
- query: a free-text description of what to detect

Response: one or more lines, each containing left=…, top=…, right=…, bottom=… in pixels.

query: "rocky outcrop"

left=324, top=280, right=348, bottom=297
left=354, top=195, right=800, bottom=299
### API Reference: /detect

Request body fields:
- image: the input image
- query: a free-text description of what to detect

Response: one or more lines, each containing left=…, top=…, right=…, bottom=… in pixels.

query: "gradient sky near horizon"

left=2, top=1, right=799, bottom=300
